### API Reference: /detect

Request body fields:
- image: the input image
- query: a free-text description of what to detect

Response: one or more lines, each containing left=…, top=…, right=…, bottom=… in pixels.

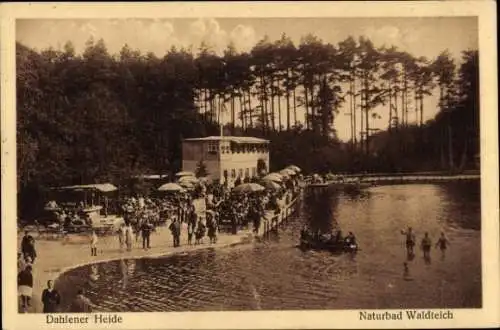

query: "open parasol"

left=260, top=180, right=281, bottom=191
left=175, top=171, right=196, bottom=178
left=158, top=183, right=185, bottom=192
left=178, top=181, right=195, bottom=189
left=232, top=183, right=265, bottom=193
left=280, top=168, right=296, bottom=176
left=178, top=176, right=198, bottom=184
left=286, top=165, right=301, bottom=173
left=262, top=173, right=284, bottom=183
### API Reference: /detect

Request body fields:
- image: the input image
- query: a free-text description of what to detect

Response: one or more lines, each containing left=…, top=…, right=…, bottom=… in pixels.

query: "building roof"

left=53, top=183, right=118, bottom=192
left=183, top=136, right=269, bottom=144
left=132, top=174, right=169, bottom=180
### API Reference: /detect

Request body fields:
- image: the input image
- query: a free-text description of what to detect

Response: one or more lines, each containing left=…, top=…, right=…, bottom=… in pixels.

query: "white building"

left=182, top=136, right=270, bottom=183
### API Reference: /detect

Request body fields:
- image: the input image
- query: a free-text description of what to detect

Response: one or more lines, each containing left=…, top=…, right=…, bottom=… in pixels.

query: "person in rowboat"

left=344, top=232, right=357, bottom=250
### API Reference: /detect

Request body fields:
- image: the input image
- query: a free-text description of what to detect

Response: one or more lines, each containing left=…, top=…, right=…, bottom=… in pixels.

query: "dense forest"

left=16, top=33, right=479, bottom=196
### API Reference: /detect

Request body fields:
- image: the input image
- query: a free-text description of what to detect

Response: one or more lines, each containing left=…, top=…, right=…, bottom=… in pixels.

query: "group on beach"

left=109, top=178, right=300, bottom=253
left=18, top=173, right=302, bottom=313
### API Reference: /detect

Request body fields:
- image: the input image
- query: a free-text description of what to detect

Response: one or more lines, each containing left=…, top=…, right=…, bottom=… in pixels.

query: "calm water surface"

left=56, top=182, right=481, bottom=311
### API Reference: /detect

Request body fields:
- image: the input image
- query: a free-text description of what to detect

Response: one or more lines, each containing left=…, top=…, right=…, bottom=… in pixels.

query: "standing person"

left=118, top=224, right=126, bottom=251
left=125, top=223, right=133, bottom=252
left=187, top=206, right=197, bottom=245
left=18, top=265, right=33, bottom=313
left=252, top=201, right=263, bottom=235
left=207, top=212, right=218, bottom=244
left=18, top=253, right=26, bottom=273
left=21, top=231, right=36, bottom=263
left=69, top=289, right=93, bottom=312
left=169, top=218, right=181, bottom=248
left=435, top=232, right=450, bottom=258
left=90, top=230, right=98, bottom=256
left=195, top=219, right=206, bottom=245
left=141, top=219, right=152, bottom=250
left=41, top=280, right=61, bottom=313
left=401, top=227, right=416, bottom=257
left=421, top=232, right=432, bottom=263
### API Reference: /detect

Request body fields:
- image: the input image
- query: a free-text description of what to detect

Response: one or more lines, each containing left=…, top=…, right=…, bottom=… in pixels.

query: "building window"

left=238, top=169, right=243, bottom=178
left=208, top=142, right=218, bottom=154
left=252, top=167, right=257, bottom=177
left=245, top=168, right=250, bottom=178
left=231, top=169, right=236, bottom=178
left=223, top=170, right=228, bottom=178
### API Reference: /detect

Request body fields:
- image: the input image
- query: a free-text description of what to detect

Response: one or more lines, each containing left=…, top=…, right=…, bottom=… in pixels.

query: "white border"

left=1, top=2, right=498, bottom=329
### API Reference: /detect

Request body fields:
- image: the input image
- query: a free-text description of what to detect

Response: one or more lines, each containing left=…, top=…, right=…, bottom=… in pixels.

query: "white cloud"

left=230, top=24, right=257, bottom=52
left=187, top=18, right=229, bottom=54
left=362, top=25, right=403, bottom=49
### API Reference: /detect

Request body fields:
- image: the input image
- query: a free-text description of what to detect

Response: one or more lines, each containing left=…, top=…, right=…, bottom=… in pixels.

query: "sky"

left=16, top=17, right=478, bottom=141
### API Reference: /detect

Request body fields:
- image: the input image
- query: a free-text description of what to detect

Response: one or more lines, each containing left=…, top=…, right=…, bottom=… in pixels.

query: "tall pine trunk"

left=349, top=80, right=355, bottom=143
left=419, top=90, right=424, bottom=127
left=293, top=88, right=297, bottom=127
left=353, top=76, right=357, bottom=145
left=286, top=69, right=291, bottom=131
left=364, top=74, right=370, bottom=155
left=304, top=85, right=310, bottom=130
left=247, top=89, right=253, bottom=128
left=231, top=96, right=235, bottom=135
left=270, top=78, right=276, bottom=132
left=394, top=87, right=399, bottom=129
left=277, top=88, right=282, bottom=132
left=260, top=74, right=266, bottom=134
left=239, top=93, right=244, bottom=132
left=388, top=82, right=392, bottom=131
left=447, top=123, right=454, bottom=171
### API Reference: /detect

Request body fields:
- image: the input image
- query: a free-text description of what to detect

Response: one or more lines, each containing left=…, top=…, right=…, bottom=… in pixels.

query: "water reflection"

left=90, top=265, right=100, bottom=282
left=120, top=259, right=128, bottom=289
left=56, top=182, right=481, bottom=311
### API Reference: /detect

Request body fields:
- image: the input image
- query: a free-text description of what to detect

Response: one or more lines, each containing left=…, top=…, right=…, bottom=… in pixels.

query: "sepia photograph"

left=2, top=2, right=498, bottom=329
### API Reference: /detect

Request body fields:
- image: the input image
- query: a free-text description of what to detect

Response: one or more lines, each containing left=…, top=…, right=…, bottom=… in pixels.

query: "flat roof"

left=52, top=183, right=118, bottom=192
left=183, top=136, right=269, bottom=144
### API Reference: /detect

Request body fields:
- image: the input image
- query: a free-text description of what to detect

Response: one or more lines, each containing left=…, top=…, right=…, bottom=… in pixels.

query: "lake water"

left=56, top=182, right=481, bottom=311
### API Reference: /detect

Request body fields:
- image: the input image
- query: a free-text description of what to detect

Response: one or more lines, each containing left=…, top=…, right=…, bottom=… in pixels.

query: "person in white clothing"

left=90, top=230, right=98, bottom=256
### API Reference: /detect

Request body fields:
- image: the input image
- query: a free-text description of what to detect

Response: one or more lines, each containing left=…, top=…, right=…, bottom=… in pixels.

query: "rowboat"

left=299, top=237, right=358, bottom=253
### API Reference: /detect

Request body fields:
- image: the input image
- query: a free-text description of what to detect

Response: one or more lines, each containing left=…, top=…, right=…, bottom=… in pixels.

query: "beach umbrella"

left=178, top=181, right=195, bottom=189
left=262, top=173, right=284, bottom=183
left=175, top=171, right=196, bottom=178
left=280, top=168, right=296, bottom=176
left=232, top=183, right=265, bottom=193
left=260, top=180, right=281, bottom=191
left=287, top=165, right=301, bottom=172
left=158, top=183, right=185, bottom=192
left=178, top=176, right=198, bottom=184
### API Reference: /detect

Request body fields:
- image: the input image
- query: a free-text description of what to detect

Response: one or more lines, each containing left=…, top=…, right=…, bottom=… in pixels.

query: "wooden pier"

left=260, top=193, right=301, bottom=239
left=305, top=173, right=480, bottom=193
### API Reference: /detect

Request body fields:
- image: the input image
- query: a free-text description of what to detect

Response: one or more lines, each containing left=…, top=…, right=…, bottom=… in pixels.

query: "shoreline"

left=20, top=195, right=300, bottom=314
left=22, top=223, right=263, bottom=313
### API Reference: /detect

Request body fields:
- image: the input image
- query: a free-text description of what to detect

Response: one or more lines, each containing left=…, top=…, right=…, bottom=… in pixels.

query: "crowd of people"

left=110, top=174, right=303, bottom=252
left=18, top=170, right=303, bottom=313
